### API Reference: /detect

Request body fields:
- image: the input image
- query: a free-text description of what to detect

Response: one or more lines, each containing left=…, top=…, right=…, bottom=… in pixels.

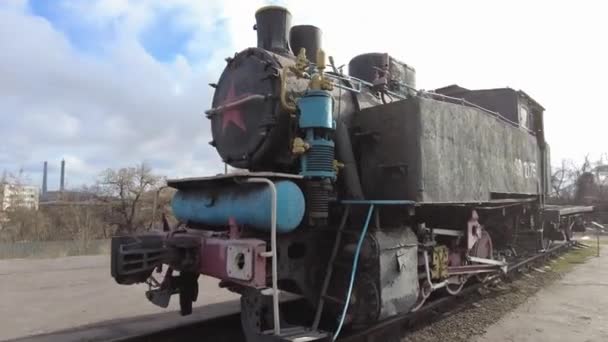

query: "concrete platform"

left=0, top=255, right=238, bottom=341
left=7, top=301, right=242, bottom=342
left=476, top=250, right=608, bottom=342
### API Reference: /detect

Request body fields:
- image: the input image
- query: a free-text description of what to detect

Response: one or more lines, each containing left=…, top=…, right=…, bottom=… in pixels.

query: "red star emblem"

left=221, top=83, right=247, bottom=133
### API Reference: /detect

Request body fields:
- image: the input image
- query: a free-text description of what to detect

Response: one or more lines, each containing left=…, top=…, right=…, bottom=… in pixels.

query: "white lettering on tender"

left=515, top=158, right=537, bottom=179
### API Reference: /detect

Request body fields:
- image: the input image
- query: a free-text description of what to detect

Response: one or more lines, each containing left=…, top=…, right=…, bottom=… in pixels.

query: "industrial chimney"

left=60, top=159, right=65, bottom=192
left=254, top=6, right=292, bottom=54
left=42, top=161, right=48, bottom=197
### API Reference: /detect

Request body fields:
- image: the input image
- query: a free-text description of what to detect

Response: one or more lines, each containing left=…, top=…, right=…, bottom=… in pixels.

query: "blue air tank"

left=171, top=180, right=305, bottom=233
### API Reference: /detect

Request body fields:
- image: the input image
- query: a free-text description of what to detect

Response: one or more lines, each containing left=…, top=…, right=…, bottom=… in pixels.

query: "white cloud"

left=1, top=0, right=606, bottom=190
left=0, top=2, right=224, bottom=187
left=21, top=111, right=81, bottom=141
left=1, top=0, right=27, bottom=11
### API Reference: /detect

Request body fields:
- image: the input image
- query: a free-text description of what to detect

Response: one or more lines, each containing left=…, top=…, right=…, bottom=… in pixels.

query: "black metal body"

left=355, top=96, right=544, bottom=202
left=289, top=25, right=322, bottom=62
left=109, top=6, right=596, bottom=342
left=209, top=48, right=294, bottom=170
left=254, top=6, right=292, bottom=54
left=348, top=53, right=416, bottom=95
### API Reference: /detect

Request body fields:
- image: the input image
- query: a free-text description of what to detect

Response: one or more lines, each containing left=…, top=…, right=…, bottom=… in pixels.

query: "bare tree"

left=0, top=170, right=7, bottom=214
left=97, top=163, right=163, bottom=234
left=0, top=170, right=7, bottom=185
left=551, top=159, right=569, bottom=199
left=550, top=154, right=608, bottom=205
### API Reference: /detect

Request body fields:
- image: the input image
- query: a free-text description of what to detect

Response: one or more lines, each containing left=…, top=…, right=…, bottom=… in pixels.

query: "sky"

left=0, top=0, right=606, bottom=190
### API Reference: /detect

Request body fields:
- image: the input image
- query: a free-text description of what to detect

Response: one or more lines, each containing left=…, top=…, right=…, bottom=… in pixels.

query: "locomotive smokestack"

left=254, top=6, right=292, bottom=54
left=289, top=25, right=322, bottom=62
left=60, top=159, right=65, bottom=192
left=42, top=161, right=48, bottom=196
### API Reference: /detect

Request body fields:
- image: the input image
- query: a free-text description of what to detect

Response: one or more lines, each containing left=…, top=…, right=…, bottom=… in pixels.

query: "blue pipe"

left=332, top=204, right=375, bottom=341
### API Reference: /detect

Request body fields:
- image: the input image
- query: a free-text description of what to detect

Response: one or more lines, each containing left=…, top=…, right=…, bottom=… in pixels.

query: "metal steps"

left=263, top=326, right=330, bottom=341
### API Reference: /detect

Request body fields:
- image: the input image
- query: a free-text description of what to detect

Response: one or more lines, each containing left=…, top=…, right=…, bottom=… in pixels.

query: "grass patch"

left=550, top=243, right=600, bottom=273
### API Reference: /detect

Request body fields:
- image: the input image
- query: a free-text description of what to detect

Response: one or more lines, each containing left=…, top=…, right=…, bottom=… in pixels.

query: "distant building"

left=41, top=190, right=97, bottom=204
left=593, top=165, right=608, bottom=183
left=0, top=183, right=40, bottom=211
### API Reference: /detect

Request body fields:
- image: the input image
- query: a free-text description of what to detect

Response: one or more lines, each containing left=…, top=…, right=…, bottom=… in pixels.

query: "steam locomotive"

left=110, top=6, right=588, bottom=341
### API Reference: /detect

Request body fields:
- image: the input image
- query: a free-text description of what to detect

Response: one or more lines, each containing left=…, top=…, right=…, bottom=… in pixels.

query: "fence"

left=0, top=239, right=110, bottom=259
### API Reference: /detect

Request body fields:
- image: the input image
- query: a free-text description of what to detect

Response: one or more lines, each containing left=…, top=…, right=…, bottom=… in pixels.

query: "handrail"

left=341, top=199, right=416, bottom=205
left=205, top=94, right=267, bottom=117
left=419, top=91, right=535, bottom=134
left=326, top=67, right=535, bottom=134
left=244, top=178, right=280, bottom=335
left=332, top=200, right=415, bottom=340
left=325, top=72, right=409, bottom=100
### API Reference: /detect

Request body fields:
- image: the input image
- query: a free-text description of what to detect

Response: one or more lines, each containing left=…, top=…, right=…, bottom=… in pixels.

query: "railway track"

left=109, top=240, right=578, bottom=342
left=113, top=313, right=243, bottom=342
left=339, top=240, right=577, bottom=342
left=13, top=241, right=577, bottom=342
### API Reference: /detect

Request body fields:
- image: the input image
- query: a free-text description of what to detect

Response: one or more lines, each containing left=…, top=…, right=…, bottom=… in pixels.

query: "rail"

left=112, top=237, right=576, bottom=342
left=338, top=239, right=576, bottom=341
left=38, top=237, right=575, bottom=342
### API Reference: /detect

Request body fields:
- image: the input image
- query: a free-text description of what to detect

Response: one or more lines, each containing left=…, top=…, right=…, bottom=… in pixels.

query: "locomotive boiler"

left=110, top=6, right=578, bottom=342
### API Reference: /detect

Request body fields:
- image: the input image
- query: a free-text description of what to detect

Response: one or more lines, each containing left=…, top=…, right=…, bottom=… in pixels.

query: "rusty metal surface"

left=348, top=53, right=416, bottom=94
left=207, top=46, right=372, bottom=171
left=373, top=228, right=418, bottom=320
left=543, top=204, right=594, bottom=216
left=356, top=97, right=542, bottom=203
left=199, top=236, right=268, bottom=288
left=111, top=231, right=268, bottom=288
left=28, top=244, right=574, bottom=342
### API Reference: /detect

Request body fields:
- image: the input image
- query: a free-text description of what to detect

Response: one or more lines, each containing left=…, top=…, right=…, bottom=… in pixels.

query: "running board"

left=468, top=256, right=508, bottom=273
left=468, top=256, right=507, bottom=266
left=448, top=257, right=508, bottom=276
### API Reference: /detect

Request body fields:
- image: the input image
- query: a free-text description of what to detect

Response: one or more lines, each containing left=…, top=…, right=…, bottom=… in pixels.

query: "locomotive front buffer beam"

left=110, top=231, right=268, bottom=314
